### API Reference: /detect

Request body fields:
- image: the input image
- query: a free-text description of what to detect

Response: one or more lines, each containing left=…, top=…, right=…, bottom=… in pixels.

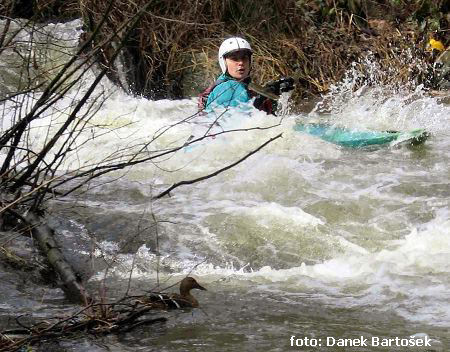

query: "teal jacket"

left=205, top=73, right=252, bottom=113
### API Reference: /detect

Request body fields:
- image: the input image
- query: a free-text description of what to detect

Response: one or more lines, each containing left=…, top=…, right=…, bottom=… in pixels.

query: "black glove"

left=264, top=77, right=295, bottom=95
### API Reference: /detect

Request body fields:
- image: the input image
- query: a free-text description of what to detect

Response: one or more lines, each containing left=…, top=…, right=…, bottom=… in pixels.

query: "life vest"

left=197, top=79, right=225, bottom=111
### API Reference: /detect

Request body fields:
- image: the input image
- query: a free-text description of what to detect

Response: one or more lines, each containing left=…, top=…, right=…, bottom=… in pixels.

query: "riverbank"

left=2, top=0, right=447, bottom=100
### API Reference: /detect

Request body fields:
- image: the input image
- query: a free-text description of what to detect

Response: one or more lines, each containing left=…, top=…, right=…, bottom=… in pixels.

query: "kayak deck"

left=294, top=123, right=429, bottom=148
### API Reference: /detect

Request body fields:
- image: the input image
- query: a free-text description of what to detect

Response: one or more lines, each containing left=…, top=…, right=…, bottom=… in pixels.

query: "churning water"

left=1, top=19, right=449, bottom=351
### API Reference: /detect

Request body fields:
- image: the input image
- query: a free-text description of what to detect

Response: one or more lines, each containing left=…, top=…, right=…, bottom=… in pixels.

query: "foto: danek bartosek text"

left=290, top=335, right=431, bottom=348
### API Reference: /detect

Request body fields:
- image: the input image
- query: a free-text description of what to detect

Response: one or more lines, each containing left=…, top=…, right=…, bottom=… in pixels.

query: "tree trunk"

left=25, top=211, right=90, bottom=304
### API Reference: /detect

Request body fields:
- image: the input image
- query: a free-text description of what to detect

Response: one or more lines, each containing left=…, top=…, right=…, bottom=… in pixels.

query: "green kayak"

left=293, top=123, right=429, bottom=148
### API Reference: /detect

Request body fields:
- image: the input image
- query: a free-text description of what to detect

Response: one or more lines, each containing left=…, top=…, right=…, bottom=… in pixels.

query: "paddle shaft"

left=248, top=82, right=279, bottom=101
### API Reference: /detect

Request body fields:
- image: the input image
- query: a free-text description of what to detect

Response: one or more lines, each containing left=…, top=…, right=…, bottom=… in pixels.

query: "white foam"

left=225, top=202, right=324, bottom=227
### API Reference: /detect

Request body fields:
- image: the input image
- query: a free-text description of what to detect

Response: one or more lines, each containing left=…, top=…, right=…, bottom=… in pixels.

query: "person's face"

left=225, top=50, right=251, bottom=80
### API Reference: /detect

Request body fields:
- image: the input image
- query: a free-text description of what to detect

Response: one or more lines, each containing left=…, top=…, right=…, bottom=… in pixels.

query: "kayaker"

left=198, top=37, right=294, bottom=115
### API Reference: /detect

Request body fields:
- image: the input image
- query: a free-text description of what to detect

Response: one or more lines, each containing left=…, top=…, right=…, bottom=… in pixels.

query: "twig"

left=153, top=133, right=282, bottom=199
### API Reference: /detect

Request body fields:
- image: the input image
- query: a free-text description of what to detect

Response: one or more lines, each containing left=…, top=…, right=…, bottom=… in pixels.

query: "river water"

left=1, top=19, right=450, bottom=352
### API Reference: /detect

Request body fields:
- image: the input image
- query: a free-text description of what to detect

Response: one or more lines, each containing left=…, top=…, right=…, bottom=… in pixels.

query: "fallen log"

left=24, top=211, right=90, bottom=304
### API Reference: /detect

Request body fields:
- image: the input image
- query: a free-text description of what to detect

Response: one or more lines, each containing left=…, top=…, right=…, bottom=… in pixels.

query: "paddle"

left=248, top=82, right=280, bottom=101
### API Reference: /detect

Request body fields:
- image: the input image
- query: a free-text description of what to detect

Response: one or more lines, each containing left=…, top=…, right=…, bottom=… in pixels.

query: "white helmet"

left=218, top=37, right=252, bottom=74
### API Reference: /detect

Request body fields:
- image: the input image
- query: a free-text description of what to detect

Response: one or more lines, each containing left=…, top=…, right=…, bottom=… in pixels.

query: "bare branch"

left=153, top=133, right=283, bottom=199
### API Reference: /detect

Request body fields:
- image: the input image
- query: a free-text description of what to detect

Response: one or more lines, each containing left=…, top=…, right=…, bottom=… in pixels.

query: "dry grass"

left=2, top=0, right=447, bottom=100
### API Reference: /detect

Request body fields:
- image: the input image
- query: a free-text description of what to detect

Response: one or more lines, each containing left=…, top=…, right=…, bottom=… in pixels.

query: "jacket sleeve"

left=253, top=95, right=277, bottom=115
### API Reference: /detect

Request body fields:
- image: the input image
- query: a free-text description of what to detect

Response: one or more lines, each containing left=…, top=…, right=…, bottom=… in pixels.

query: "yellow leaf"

left=429, top=39, right=445, bottom=52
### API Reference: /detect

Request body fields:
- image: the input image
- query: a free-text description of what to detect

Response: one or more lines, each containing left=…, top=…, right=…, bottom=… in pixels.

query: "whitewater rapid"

left=1, top=18, right=450, bottom=351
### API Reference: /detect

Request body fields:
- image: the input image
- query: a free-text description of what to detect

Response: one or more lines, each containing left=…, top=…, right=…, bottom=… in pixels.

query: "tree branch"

left=153, top=133, right=283, bottom=199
